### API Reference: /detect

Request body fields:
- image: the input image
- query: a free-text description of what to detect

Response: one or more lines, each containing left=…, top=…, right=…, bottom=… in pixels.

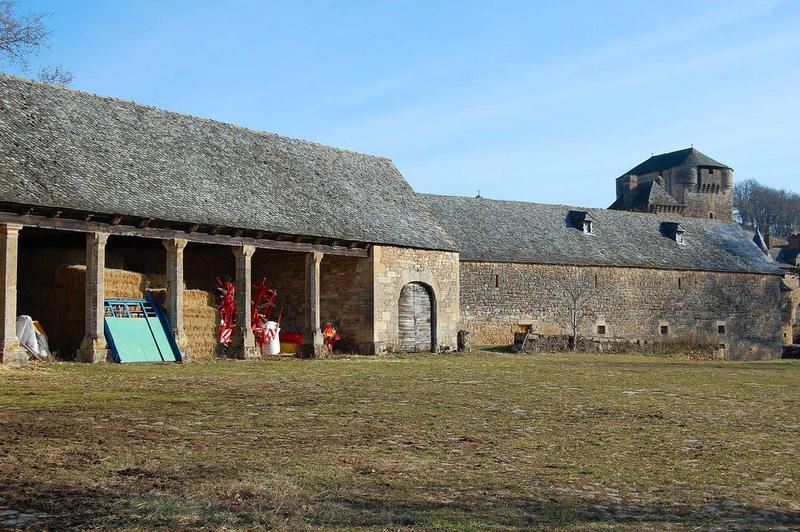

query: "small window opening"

left=597, top=325, right=606, bottom=335
left=594, top=274, right=599, bottom=288
left=660, top=325, right=669, bottom=335
left=583, top=221, right=593, bottom=234
left=718, top=324, right=726, bottom=334
left=709, top=212, right=715, bottom=219
left=678, top=277, right=682, bottom=290
left=495, top=274, right=499, bottom=288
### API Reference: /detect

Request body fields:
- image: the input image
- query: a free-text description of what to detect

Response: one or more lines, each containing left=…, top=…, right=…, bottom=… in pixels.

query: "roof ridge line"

left=0, top=72, right=393, bottom=162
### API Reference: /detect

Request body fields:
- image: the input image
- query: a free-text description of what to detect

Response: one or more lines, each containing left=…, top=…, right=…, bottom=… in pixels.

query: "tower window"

left=709, top=212, right=714, bottom=219
left=660, top=325, right=670, bottom=335
left=718, top=324, right=726, bottom=334
left=495, top=274, right=499, bottom=288
left=597, top=325, right=606, bottom=335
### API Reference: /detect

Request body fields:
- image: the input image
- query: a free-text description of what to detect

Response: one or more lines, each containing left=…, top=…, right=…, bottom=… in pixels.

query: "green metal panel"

left=104, top=299, right=180, bottom=363
left=105, top=316, right=164, bottom=362
left=146, top=316, right=178, bottom=362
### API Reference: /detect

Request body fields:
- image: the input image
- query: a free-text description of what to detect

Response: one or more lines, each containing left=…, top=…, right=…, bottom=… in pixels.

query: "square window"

left=597, top=325, right=606, bottom=335
left=717, top=324, right=726, bottom=334
left=660, top=325, right=669, bottom=335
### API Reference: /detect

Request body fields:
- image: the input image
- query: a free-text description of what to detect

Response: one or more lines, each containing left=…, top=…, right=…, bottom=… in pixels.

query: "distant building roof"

left=608, top=179, right=683, bottom=211
left=776, top=248, right=800, bottom=267
left=0, top=74, right=456, bottom=251
left=420, top=194, right=782, bottom=275
left=624, top=147, right=731, bottom=177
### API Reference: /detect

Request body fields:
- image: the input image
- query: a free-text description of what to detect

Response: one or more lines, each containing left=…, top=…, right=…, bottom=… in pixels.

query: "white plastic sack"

left=15, top=315, right=50, bottom=358
left=266, top=320, right=281, bottom=355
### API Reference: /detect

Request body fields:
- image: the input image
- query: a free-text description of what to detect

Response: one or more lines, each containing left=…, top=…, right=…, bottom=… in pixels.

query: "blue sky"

left=6, top=0, right=800, bottom=207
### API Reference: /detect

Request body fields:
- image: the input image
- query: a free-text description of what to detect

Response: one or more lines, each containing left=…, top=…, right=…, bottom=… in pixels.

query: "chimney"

left=616, top=174, right=638, bottom=206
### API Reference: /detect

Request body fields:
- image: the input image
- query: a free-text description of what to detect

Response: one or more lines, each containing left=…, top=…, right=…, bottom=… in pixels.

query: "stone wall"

left=320, top=254, right=374, bottom=351
left=682, top=189, right=734, bottom=221
left=460, top=261, right=784, bottom=360
left=372, top=246, right=459, bottom=352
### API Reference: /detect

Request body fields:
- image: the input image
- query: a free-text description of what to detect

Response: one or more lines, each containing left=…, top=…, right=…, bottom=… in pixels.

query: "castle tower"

left=609, top=147, right=734, bottom=221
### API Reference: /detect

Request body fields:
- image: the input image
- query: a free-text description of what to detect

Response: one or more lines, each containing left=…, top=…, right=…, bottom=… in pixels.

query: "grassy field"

left=0, top=352, right=798, bottom=530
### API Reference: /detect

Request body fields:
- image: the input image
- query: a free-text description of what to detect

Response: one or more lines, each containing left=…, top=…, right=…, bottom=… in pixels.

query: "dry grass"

left=0, top=352, right=799, bottom=530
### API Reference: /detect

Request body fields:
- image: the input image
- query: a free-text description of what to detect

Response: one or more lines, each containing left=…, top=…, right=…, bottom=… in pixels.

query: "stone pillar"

left=302, top=251, right=324, bottom=357
left=77, top=232, right=110, bottom=363
left=230, top=245, right=259, bottom=359
left=0, top=224, right=27, bottom=367
left=163, top=238, right=191, bottom=362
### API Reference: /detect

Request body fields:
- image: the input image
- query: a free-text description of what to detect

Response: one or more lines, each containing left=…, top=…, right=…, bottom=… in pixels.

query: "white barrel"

left=266, top=321, right=281, bottom=355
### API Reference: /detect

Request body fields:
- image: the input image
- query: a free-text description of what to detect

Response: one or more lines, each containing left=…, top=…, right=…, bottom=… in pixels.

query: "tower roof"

left=624, top=147, right=731, bottom=177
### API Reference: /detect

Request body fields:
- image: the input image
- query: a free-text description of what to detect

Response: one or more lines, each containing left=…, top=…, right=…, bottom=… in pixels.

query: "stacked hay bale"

left=24, top=263, right=218, bottom=360
left=184, top=289, right=219, bottom=359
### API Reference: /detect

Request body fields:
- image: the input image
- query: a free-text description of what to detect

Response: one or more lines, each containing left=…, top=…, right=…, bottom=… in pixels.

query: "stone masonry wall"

left=320, top=254, right=374, bottom=351
left=683, top=190, right=734, bottom=221
left=372, top=246, right=459, bottom=352
left=461, top=261, right=784, bottom=360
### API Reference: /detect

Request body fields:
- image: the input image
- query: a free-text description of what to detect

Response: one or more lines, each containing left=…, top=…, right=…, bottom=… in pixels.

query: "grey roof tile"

left=0, top=74, right=456, bottom=251
left=624, top=147, right=731, bottom=176
left=420, top=194, right=782, bottom=275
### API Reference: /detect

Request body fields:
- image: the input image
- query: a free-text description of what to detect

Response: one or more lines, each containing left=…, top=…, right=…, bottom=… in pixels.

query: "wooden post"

left=302, top=251, right=324, bottom=357
left=231, top=245, right=259, bottom=359
left=76, top=232, right=109, bottom=363
left=164, top=238, right=191, bottom=362
left=0, top=224, right=26, bottom=367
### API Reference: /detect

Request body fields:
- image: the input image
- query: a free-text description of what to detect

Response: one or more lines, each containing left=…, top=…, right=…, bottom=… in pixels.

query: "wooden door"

left=398, top=283, right=433, bottom=352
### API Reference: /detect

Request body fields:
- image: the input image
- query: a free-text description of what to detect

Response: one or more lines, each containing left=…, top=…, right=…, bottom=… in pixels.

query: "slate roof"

left=420, top=194, right=782, bottom=275
left=0, top=74, right=456, bottom=251
left=608, top=179, right=682, bottom=211
left=776, top=248, right=800, bottom=267
left=624, top=147, right=731, bottom=176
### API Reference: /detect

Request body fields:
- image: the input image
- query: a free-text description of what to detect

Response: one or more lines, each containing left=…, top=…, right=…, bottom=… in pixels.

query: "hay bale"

left=184, top=289, right=219, bottom=359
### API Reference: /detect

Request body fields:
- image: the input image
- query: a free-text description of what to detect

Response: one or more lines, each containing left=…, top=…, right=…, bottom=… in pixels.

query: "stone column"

left=77, top=232, right=109, bottom=363
left=302, top=251, right=324, bottom=357
left=230, top=245, right=259, bottom=359
left=0, top=224, right=27, bottom=367
left=163, top=238, right=191, bottom=362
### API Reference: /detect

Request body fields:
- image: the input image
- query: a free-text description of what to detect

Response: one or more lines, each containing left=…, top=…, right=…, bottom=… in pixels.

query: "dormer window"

left=661, top=221, right=686, bottom=245
left=568, top=210, right=595, bottom=235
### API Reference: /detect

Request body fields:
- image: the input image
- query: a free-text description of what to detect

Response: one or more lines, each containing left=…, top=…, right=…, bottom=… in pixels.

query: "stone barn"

left=0, top=74, right=790, bottom=365
left=0, top=74, right=460, bottom=366
left=421, top=195, right=786, bottom=360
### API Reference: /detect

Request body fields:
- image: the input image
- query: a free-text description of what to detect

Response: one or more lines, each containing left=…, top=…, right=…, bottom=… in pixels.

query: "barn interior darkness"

left=15, top=229, right=375, bottom=359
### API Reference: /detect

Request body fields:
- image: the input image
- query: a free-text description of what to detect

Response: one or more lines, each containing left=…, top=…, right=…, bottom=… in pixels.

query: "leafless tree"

left=0, top=0, right=71, bottom=85
left=734, top=178, right=800, bottom=238
left=37, top=64, right=72, bottom=85
left=556, top=270, right=597, bottom=351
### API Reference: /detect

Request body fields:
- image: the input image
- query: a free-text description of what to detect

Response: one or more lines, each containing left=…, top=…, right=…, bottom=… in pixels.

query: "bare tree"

left=37, top=64, right=72, bottom=85
left=0, top=0, right=71, bottom=85
left=734, top=179, right=800, bottom=238
left=556, top=270, right=597, bottom=351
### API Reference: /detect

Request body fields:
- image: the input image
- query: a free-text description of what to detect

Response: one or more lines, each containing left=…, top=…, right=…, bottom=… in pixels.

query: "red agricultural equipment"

left=216, top=278, right=236, bottom=346
left=321, top=321, right=340, bottom=352
left=216, top=277, right=281, bottom=353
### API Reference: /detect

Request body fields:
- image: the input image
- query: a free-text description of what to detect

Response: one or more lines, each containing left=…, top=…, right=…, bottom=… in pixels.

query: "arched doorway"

left=398, top=282, right=434, bottom=352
